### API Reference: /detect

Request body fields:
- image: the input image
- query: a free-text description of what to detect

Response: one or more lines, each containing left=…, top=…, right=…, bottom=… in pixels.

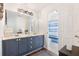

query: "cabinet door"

left=26, top=37, right=33, bottom=52
left=26, top=37, right=38, bottom=52
left=18, top=38, right=28, bottom=55
left=36, top=35, right=44, bottom=48
left=2, top=39, right=18, bottom=56
left=31, top=36, right=38, bottom=50
left=32, top=35, right=44, bottom=50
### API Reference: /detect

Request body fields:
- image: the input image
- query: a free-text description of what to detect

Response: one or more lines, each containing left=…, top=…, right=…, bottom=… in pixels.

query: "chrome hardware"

left=30, top=46, right=32, bottom=48
left=30, top=38, right=32, bottom=40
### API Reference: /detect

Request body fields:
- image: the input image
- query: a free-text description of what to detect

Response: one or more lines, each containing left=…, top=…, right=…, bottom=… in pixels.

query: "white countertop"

left=3, top=33, right=44, bottom=40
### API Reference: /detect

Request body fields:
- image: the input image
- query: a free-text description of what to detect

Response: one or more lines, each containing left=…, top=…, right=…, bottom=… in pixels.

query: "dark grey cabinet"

left=18, top=37, right=28, bottom=55
left=31, top=35, right=44, bottom=50
left=2, top=39, right=18, bottom=56
left=26, top=37, right=33, bottom=52
left=2, top=35, right=44, bottom=56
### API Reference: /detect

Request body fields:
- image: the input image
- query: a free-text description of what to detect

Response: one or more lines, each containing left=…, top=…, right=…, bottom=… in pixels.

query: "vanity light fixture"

left=17, top=8, right=33, bottom=16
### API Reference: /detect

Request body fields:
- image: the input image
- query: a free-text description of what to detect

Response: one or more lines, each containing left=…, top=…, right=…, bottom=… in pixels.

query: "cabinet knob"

left=30, top=46, right=32, bottom=48
left=31, top=38, right=32, bottom=40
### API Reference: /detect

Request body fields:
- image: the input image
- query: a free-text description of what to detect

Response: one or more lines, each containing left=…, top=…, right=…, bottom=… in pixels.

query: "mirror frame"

left=0, top=3, right=3, bottom=20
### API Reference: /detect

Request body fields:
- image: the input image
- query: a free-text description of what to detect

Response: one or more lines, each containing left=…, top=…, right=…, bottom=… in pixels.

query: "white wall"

left=72, top=4, right=79, bottom=47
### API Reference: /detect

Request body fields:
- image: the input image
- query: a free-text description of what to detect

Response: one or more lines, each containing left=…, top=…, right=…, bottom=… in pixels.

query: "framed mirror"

left=4, top=10, right=32, bottom=36
left=4, top=9, right=39, bottom=36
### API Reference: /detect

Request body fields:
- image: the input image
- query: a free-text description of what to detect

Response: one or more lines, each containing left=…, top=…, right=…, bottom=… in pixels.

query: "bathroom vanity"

left=2, top=35, right=44, bottom=56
